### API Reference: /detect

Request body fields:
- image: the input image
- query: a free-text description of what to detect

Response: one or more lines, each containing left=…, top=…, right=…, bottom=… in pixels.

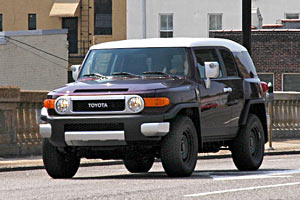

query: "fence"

left=0, top=87, right=47, bottom=157
left=268, top=92, right=300, bottom=139
left=0, top=87, right=299, bottom=157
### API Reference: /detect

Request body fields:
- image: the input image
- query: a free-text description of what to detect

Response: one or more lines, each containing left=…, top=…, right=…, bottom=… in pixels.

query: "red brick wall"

left=210, top=30, right=300, bottom=91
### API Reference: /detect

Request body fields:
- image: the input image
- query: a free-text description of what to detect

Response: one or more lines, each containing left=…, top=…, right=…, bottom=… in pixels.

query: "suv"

left=40, top=38, right=267, bottom=178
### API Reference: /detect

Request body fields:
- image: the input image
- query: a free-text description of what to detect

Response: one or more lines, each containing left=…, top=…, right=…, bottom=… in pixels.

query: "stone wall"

left=0, top=29, right=68, bottom=90
left=0, top=87, right=47, bottom=157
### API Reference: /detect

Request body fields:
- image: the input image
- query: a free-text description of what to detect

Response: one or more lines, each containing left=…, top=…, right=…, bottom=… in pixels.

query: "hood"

left=49, top=77, right=189, bottom=96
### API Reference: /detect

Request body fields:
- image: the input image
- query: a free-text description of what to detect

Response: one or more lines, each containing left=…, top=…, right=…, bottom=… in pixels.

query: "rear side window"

left=219, top=49, right=238, bottom=77
left=194, top=49, right=223, bottom=79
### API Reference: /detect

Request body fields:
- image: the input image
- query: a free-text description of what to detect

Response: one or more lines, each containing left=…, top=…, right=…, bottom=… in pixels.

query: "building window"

left=258, top=73, right=274, bottom=87
left=285, top=13, right=299, bottom=19
left=28, top=14, right=36, bottom=30
left=209, top=14, right=222, bottom=31
left=283, top=74, right=300, bottom=92
left=94, top=0, right=112, bottom=35
left=160, top=14, right=173, bottom=38
left=0, top=14, right=2, bottom=32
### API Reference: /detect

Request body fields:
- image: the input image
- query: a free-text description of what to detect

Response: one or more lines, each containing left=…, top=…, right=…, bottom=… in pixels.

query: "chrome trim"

left=39, top=124, right=52, bottom=138
left=141, top=122, right=170, bottom=137
left=54, top=95, right=144, bottom=115
left=65, top=131, right=125, bottom=145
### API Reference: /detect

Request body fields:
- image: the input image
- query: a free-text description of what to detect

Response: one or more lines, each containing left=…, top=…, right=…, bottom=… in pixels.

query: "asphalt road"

left=1, top=154, right=300, bottom=200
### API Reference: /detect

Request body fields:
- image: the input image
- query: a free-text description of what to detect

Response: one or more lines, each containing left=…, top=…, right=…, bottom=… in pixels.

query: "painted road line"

left=184, top=182, right=300, bottom=197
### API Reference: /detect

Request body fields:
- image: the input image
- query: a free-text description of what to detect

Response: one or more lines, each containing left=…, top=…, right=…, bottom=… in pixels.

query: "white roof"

left=90, top=38, right=247, bottom=52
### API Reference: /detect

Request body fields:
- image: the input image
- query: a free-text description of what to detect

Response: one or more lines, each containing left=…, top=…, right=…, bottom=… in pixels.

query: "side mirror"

left=70, top=65, right=81, bottom=81
left=204, top=62, right=220, bottom=88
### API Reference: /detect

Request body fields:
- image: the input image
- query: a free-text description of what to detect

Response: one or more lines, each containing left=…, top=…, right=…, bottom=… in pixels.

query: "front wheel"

left=230, top=114, right=265, bottom=171
left=42, top=139, right=80, bottom=178
left=161, top=116, right=198, bottom=177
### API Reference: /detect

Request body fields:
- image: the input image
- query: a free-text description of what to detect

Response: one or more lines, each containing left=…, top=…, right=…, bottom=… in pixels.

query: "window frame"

left=28, top=14, right=36, bottom=30
left=257, top=72, right=274, bottom=86
left=282, top=73, right=300, bottom=92
left=208, top=13, right=223, bottom=32
left=94, top=0, right=112, bottom=35
left=159, top=13, right=174, bottom=38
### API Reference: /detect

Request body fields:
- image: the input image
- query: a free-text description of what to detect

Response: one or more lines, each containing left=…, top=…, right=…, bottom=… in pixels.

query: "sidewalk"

left=0, top=139, right=299, bottom=171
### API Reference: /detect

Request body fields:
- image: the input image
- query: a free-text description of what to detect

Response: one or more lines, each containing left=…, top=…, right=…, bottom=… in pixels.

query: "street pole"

left=242, top=0, right=252, bottom=55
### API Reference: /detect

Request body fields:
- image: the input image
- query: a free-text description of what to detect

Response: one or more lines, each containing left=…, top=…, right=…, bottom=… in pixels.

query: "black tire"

left=42, top=139, right=80, bottom=179
left=123, top=155, right=154, bottom=173
left=231, top=114, right=265, bottom=171
left=161, top=116, right=198, bottom=177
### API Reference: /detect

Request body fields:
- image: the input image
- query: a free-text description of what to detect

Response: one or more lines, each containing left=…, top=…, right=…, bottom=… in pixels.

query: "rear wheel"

left=123, top=155, right=154, bottom=173
left=161, top=116, right=198, bottom=177
left=231, top=114, right=265, bottom=171
left=42, top=139, right=80, bottom=178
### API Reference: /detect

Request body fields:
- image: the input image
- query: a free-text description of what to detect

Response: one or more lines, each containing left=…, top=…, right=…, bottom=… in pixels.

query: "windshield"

left=79, top=48, right=189, bottom=78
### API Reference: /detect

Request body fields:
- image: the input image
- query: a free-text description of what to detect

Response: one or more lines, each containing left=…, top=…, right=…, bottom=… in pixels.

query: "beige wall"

left=0, top=0, right=61, bottom=31
left=0, top=30, right=68, bottom=90
left=0, top=0, right=127, bottom=60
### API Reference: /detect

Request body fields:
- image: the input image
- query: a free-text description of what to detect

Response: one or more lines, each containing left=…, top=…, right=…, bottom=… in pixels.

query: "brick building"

left=210, top=30, right=300, bottom=92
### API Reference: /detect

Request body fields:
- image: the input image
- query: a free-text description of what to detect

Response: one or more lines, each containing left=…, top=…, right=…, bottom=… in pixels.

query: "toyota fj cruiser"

left=40, top=38, right=267, bottom=178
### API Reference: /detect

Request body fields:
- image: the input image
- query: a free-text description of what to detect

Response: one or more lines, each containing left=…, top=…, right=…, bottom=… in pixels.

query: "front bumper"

left=40, top=108, right=170, bottom=147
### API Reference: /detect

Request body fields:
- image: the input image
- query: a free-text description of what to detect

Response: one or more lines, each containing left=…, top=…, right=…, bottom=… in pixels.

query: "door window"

left=194, top=49, right=223, bottom=79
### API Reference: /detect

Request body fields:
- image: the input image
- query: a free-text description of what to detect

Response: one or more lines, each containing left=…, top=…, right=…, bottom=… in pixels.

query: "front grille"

left=72, top=100, right=125, bottom=112
left=65, top=123, right=124, bottom=132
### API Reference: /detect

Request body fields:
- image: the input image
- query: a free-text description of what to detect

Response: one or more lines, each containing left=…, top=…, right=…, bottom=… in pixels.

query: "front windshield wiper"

left=142, top=71, right=178, bottom=79
left=82, top=73, right=107, bottom=79
left=112, top=72, right=141, bottom=78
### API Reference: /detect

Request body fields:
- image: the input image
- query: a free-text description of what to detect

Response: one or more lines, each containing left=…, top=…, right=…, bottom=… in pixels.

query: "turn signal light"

left=43, top=99, right=55, bottom=109
left=144, top=97, right=170, bottom=107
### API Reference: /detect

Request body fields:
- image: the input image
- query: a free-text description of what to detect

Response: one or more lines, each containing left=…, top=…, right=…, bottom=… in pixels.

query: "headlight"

left=55, top=98, right=70, bottom=114
left=127, top=96, right=144, bottom=113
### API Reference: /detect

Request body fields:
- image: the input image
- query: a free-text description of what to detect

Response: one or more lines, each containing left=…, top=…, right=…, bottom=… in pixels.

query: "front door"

left=193, top=47, right=242, bottom=141
left=62, top=17, right=78, bottom=54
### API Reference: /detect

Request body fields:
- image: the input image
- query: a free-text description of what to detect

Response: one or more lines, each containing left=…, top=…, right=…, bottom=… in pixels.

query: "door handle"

left=223, top=87, right=233, bottom=93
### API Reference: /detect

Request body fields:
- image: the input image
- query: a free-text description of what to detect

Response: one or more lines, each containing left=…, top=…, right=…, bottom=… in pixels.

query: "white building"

left=127, top=0, right=300, bottom=39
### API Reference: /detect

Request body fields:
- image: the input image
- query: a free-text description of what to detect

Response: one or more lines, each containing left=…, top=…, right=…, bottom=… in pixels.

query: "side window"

left=219, top=49, right=238, bottom=77
left=194, top=49, right=223, bottom=79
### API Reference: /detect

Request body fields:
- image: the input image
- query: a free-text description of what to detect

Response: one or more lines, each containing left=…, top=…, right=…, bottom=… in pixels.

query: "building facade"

left=127, top=0, right=300, bottom=39
left=0, top=0, right=127, bottom=64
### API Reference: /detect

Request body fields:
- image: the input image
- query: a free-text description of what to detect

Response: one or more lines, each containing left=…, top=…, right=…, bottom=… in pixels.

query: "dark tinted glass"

left=220, top=49, right=238, bottom=76
left=283, top=74, right=300, bottom=92
left=28, top=14, right=36, bottom=30
left=0, top=14, right=2, bottom=32
left=194, top=49, right=223, bottom=79
left=160, top=32, right=173, bottom=38
left=94, top=0, right=112, bottom=35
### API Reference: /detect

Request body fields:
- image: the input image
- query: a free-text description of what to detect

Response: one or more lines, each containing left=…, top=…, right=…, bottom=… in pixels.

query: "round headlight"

left=127, top=97, right=144, bottom=113
left=55, top=98, right=70, bottom=114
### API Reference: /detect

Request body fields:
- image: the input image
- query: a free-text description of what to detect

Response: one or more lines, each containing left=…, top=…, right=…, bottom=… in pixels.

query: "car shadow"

left=72, top=168, right=292, bottom=180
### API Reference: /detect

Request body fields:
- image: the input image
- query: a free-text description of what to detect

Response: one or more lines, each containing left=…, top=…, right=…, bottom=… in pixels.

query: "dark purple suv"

left=40, top=38, right=267, bottom=178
